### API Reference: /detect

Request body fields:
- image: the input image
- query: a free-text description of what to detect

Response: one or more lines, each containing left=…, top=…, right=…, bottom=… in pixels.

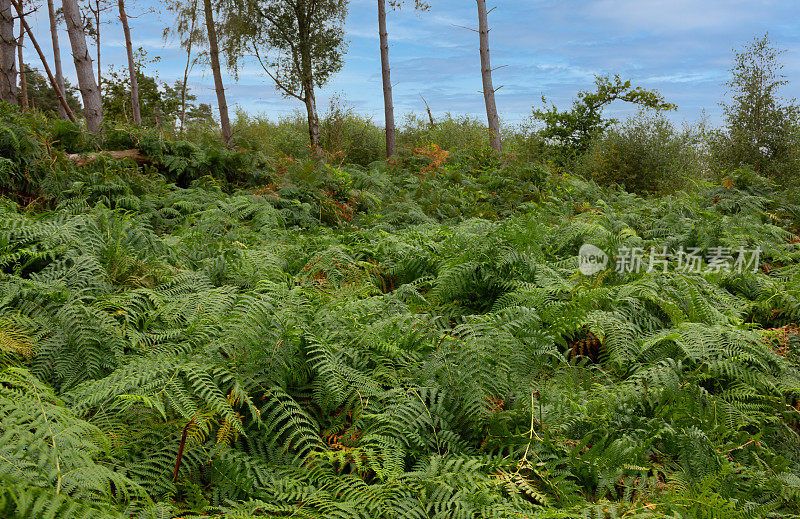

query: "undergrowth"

left=2, top=109, right=800, bottom=518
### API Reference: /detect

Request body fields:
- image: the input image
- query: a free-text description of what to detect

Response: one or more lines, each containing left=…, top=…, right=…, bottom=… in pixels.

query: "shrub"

left=0, top=106, right=48, bottom=202
left=705, top=122, right=800, bottom=186
left=579, top=112, right=699, bottom=195
left=319, top=97, right=384, bottom=166
left=529, top=75, right=677, bottom=155
left=232, top=110, right=315, bottom=159
left=50, top=120, right=86, bottom=153
left=398, top=113, right=495, bottom=154
left=231, top=101, right=384, bottom=167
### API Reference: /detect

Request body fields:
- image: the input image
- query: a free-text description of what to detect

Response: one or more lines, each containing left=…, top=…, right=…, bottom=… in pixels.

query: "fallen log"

left=66, top=149, right=151, bottom=167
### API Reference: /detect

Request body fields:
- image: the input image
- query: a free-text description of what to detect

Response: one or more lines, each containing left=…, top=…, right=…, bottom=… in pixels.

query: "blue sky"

left=22, top=0, right=800, bottom=128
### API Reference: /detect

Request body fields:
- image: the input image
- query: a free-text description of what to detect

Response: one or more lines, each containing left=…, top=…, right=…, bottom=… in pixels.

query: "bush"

left=231, top=100, right=384, bottom=167
left=232, top=110, right=314, bottom=159
left=704, top=122, right=800, bottom=185
left=398, top=113, right=495, bottom=154
left=0, top=105, right=49, bottom=201
left=319, top=98, right=384, bottom=166
left=50, top=120, right=86, bottom=153
left=579, top=112, right=698, bottom=195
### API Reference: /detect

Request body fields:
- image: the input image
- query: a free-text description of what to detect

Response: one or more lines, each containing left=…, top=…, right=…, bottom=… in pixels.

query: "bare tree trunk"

left=476, top=0, right=500, bottom=152
left=421, top=95, right=434, bottom=125
left=17, top=23, right=26, bottom=108
left=378, top=0, right=395, bottom=157
left=94, top=0, right=101, bottom=100
left=303, top=80, right=321, bottom=152
left=118, top=0, right=140, bottom=125
left=179, top=47, right=192, bottom=132
left=202, top=0, right=232, bottom=146
left=47, top=0, right=67, bottom=119
left=297, top=12, right=320, bottom=154
left=0, top=0, right=17, bottom=104
left=180, top=2, right=197, bottom=134
left=11, top=0, right=75, bottom=121
left=62, top=0, right=103, bottom=131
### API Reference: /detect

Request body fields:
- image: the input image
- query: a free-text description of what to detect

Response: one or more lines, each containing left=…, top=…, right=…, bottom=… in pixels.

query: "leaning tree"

left=203, top=0, right=232, bottom=145
left=11, top=0, right=77, bottom=120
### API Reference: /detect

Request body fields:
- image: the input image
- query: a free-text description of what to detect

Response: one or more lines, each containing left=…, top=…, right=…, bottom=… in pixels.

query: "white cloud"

left=587, top=0, right=774, bottom=32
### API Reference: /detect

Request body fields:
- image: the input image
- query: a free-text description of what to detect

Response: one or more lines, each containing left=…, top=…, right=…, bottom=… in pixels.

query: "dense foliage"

left=2, top=98, right=800, bottom=519
left=529, top=75, right=677, bottom=158
left=710, top=35, right=800, bottom=184
left=578, top=112, right=698, bottom=194
left=17, top=65, right=82, bottom=117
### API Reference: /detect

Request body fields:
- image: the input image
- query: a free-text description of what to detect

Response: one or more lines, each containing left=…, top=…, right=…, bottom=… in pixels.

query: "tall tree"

left=203, top=0, right=232, bottom=145
left=164, top=0, right=204, bottom=133
left=166, top=0, right=202, bottom=133
left=377, top=0, right=393, bottom=157
left=476, top=0, right=500, bottom=152
left=721, top=34, right=799, bottom=178
left=164, top=0, right=202, bottom=133
left=0, top=0, right=17, bottom=104
left=46, top=0, right=68, bottom=119
left=178, top=8, right=198, bottom=133
left=378, top=0, right=427, bottom=157
left=225, top=0, right=348, bottom=153
left=62, top=0, right=103, bottom=131
left=11, top=0, right=77, bottom=120
left=86, top=0, right=112, bottom=101
left=16, top=20, right=26, bottom=108
left=117, top=0, right=140, bottom=125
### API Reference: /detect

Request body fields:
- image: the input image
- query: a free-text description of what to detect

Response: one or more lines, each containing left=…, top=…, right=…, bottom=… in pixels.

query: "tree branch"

left=253, top=45, right=304, bottom=102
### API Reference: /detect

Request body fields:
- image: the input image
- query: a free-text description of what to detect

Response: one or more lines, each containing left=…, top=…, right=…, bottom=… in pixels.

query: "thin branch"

left=253, top=46, right=305, bottom=102
left=451, top=23, right=477, bottom=33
